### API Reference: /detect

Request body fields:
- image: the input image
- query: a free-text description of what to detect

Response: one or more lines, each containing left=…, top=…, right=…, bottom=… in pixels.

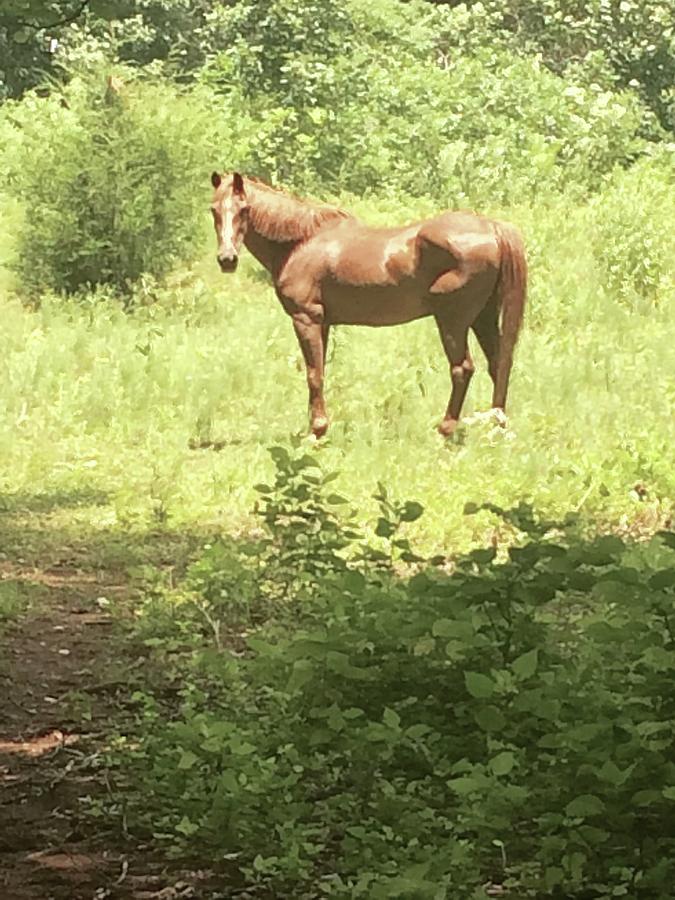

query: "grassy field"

left=1, top=192, right=673, bottom=569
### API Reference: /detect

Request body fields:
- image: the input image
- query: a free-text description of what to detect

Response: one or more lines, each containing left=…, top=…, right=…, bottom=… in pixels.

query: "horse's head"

left=210, top=171, right=249, bottom=273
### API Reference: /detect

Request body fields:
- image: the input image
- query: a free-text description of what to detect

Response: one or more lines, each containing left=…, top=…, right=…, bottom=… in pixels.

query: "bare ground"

left=0, top=563, right=221, bottom=900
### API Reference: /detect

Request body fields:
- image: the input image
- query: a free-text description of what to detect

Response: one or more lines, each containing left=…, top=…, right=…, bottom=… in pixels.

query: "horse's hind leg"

left=471, top=300, right=500, bottom=400
left=434, top=313, right=474, bottom=436
left=292, top=312, right=330, bottom=438
left=471, top=300, right=509, bottom=425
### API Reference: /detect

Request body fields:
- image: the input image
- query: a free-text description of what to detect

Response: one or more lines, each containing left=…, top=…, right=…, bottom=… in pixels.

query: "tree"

left=0, top=0, right=229, bottom=99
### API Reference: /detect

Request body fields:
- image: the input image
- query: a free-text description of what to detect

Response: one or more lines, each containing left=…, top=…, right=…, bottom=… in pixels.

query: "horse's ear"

left=232, top=172, right=245, bottom=197
left=211, top=171, right=222, bottom=189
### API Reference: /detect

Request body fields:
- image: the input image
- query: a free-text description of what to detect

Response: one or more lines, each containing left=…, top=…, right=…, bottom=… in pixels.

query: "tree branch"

left=12, top=0, right=91, bottom=31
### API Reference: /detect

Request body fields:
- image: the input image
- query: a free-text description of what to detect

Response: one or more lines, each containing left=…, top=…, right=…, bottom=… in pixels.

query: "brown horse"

left=210, top=172, right=527, bottom=438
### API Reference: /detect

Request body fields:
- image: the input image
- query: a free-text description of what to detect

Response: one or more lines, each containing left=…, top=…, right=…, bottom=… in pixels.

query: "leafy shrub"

left=111, top=452, right=675, bottom=898
left=329, top=49, right=646, bottom=205
left=2, top=69, right=243, bottom=298
left=0, top=0, right=230, bottom=101
left=205, top=0, right=650, bottom=205
left=590, top=148, right=675, bottom=309
left=431, top=0, right=675, bottom=133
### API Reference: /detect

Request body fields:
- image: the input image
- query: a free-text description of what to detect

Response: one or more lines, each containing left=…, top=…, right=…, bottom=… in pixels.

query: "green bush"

left=112, top=453, right=675, bottom=898
left=590, top=148, right=675, bottom=309
left=430, top=0, right=675, bottom=133
left=205, top=0, right=650, bottom=205
left=2, top=70, right=242, bottom=298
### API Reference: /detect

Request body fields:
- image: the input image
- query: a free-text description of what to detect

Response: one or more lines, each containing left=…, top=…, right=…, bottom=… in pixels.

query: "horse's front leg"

left=434, top=313, right=474, bottom=436
left=292, top=311, right=330, bottom=438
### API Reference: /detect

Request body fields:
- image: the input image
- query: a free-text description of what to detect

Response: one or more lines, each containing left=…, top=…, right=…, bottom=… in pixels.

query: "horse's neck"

left=244, top=228, right=296, bottom=281
left=243, top=182, right=328, bottom=280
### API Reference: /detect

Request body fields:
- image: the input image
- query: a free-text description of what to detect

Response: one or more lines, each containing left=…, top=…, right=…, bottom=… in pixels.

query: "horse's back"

left=308, top=218, right=421, bottom=286
left=418, top=211, right=501, bottom=270
left=277, top=209, right=504, bottom=327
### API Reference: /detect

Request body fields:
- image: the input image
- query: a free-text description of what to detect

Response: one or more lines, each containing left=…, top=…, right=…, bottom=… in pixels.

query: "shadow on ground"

left=0, top=484, right=228, bottom=899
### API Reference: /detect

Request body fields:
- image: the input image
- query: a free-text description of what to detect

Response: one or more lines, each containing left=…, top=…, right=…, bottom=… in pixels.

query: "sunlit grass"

left=0, top=192, right=673, bottom=563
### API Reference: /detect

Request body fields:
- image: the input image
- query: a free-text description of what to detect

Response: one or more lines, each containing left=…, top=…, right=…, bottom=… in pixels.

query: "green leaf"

left=176, top=815, right=199, bottom=836
left=269, top=446, right=290, bottom=465
left=512, top=648, right=538, bottom=680
left=595, top=535, right=626, bottom=555
left=468, top=548, right=496, bottom=565
left=12, top=27, right=32, bottom=44
left=327, top=705, right=344, bottom=731
left=447, top=776, right=483, bottom=795
left=343, top=571, right=366, bottom=593
left=649, top=568, right=675, bottom=589
left=375, top=517, right=395, bottom=538
left=326, top=651, right=372, bottom=680
left=641, top=646, right=675, bottom=670
left=287, top=659, right=314, bottom=692
left=656, top=531, right=675, bottom=550
left=434, top=618, right=475, bottom=641
left=177, top=750, right=198, bottom=770
left=406, top=723, right=432, bottom=739
left=432, top=618, right=455, bottom=637
left=662, top=786, right=675, bottom=801
left=596, top=759, right=625, bottom=785
left=326, top=493, right=349, bottom=505
left=219, top=771, right=239, bottom=793
left=545, top=867, right=564, bottom=890
left=490, top=751, right=515, bottom=776
left=413, top=636, right=436, bottom=656
left=383, top=707, right=401, bottom=729
left=474, top=705, right=506, bottom=732
left=400, top=500, right=424, bottom=522
left=294, top=453, right=320, bottom=470
left=247, top=637, right=276, bottom=656
left=326, top=650, right=351, bottom=674
left=230, top=737, right=255, bottom=756
left=565, top=794, right=605, bottom=817
left=632, top=789, right=661, bottom=806
left=465, top=671, right=495, bottom=699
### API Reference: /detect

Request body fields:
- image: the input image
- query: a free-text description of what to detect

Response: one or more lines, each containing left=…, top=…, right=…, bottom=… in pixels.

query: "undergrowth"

left=102, top=446, right=675, bottom=899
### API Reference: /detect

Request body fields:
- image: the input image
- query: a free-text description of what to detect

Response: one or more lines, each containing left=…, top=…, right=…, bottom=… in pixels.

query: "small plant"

left=184, top=541, right=260, bottom=649
left=365, top=481, right=425, bottom=568
left=253, top=443, right=360, bottom=600
left=0, top=580, right=27, bottom=622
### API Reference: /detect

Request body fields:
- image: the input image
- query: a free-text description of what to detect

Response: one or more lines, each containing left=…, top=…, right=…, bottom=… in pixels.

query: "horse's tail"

left=492, top=221, right=527, bottom=411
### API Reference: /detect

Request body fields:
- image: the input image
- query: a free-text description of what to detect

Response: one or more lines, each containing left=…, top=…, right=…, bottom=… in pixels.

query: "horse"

left=210, top=171, right=527, bottom=438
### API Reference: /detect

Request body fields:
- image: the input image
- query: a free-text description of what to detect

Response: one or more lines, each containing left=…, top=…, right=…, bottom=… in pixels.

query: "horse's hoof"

left=438, top=419, right=458, bottom=437
left=491, top=408, right=508, bottom=428
left=311, top=417, right=329, bottom=439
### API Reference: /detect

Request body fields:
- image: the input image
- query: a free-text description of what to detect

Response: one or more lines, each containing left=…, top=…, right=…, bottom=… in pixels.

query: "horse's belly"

left=322, top=284, right=431, bottom=327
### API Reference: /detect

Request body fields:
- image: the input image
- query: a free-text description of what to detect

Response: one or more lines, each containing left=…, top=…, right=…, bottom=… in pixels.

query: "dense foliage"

left=108, top=448, right=675, bottom=898
left=203, top=0, right=662, bottom=199
left=1, top=71, right=235, bottom=296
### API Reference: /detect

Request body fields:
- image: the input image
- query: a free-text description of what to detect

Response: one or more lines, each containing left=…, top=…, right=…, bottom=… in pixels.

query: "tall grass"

left=1, top=182, right=673, bottom=558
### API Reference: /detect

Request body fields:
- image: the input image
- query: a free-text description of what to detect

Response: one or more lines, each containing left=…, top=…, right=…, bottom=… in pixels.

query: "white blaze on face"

left=220, top=198, right=237, bottom=253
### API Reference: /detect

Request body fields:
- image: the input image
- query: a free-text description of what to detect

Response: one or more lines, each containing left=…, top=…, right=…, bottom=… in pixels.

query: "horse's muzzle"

left=218, top=255, right=239, bottom=273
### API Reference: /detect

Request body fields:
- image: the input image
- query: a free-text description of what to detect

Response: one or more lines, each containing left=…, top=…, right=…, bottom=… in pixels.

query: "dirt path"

left=0, top=566, right=215, bottom=900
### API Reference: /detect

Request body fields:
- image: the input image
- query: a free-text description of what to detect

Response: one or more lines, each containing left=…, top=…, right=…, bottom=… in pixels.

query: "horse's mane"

left=245, top=177, right=353, bottom=242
